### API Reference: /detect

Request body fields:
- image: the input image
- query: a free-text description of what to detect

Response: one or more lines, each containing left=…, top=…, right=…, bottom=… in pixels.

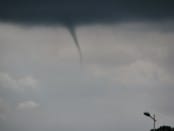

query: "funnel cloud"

left=0, top=1, right=174, bottom=131
left=67, top=25, right=82, bottom=64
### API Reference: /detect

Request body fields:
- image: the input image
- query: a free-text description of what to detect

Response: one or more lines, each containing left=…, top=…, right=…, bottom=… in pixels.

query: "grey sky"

left=0, top=21, right=174, bottom=131
left=1, top=0, right=174, bottom=25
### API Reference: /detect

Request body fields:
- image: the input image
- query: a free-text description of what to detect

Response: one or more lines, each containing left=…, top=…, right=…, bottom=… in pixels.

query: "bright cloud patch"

left=0, top=73, right=18, bottom=89
left=17, top=101, right=39, bottom=110
left=18, top=76, right=38, bottom=89
left=0, top=72, right=38, bottom=89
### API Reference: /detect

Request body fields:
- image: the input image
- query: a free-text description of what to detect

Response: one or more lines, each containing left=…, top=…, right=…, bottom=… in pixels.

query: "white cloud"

left=0, top=73, right=18, bottom=89
left=17, top=101, right=39, bottom=110
left=0, top=72, right=38, bottom=89
left=18, top=76, right=38, bottom=89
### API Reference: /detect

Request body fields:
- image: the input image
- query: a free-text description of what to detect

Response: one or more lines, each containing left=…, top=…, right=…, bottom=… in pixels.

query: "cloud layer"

left=0, top=0, right=174, bottom=25
left=0, top=21, right=174, bottom=131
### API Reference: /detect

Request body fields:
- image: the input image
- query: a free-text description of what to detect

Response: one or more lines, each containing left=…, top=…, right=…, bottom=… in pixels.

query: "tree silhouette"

left=151, top=126, right=174, bottom=131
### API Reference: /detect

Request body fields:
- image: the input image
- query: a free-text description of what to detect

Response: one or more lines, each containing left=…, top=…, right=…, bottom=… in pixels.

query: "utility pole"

left=144, top=112, right=157, bottom=131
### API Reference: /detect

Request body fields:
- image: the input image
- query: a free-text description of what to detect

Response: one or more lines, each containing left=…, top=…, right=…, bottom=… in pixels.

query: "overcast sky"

left=0, top=1, right=174, bottom=131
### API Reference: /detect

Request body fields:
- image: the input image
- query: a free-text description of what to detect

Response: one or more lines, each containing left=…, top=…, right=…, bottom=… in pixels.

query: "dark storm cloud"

left=1, top=0, right=173, bottom=62
left=0, top=0, right=174, bottom=25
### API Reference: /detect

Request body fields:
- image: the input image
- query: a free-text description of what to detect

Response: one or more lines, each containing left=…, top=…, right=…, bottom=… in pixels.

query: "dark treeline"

left=151, top=126, right=174, bottom=131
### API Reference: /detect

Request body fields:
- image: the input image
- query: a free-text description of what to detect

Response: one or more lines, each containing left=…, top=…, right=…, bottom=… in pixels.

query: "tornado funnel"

left=67, top=25, right=82, bottom=64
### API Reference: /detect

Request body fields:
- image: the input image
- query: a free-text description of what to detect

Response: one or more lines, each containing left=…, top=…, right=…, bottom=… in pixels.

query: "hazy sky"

left=0, top=1, right=174, bottom=131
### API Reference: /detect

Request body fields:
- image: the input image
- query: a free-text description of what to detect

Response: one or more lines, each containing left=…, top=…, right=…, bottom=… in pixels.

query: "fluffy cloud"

left=0, top=73, right=18, bottom=89
left=0, top=72, right=38, bottom=89
left=18, top=76, right=38, bottom=89
left=17, top=101, right=39, bottom=110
